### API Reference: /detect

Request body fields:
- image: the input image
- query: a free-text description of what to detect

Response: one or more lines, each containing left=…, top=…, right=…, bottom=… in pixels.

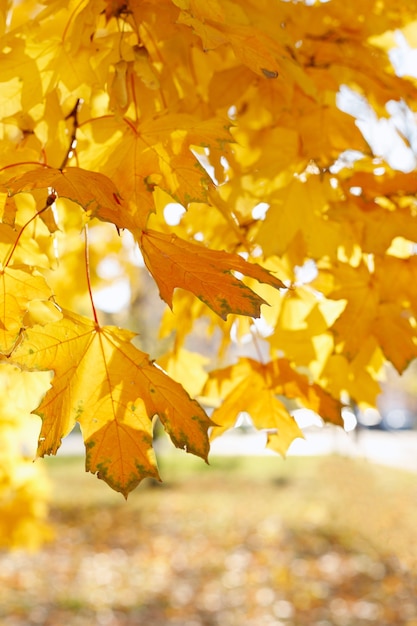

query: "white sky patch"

left=190, top=147, right=230, bottom=185
left=164, top=202, right=186, bottom=226
left=330, top=149, right=365, bottom=173
left=96, top=256, right=123, bottom=279
left=373, top=166, right=386, bottom=176
left=230, top=319, right=252, bottom=344
left=95, top=255, right=132, bottom=313
left=292, top=408, right=323, bottom=429
left=121, top=229, right=144, bottom=267
left=251, top=315, right=275, bottom=338
left=94, top=279, right=131, bottom=313
left=356, top=116, right=416, bottom=171
left=390, top=31, right=417, bottom=78
left=252, top=202, right=269, bottom=220
left=234, top=412, right=254, bottom=428
left=251, top=245, right=263, bottom=258
left=228, top=105, right=237, bottom=120
left=337, top=84, right=417, bottom=172
left=190, top=146, right=217, bottom=183
left=386, top=99, right=417, bottom=154
left=294, top=259, right=318, bottom=284
left=342, top=407, right=358, bottom=432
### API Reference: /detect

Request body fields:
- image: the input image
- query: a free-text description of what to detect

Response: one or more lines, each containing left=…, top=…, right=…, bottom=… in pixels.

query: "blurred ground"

left=59, top=425, right=417, bottom=474
left=1, top=452, right=417, bottom=626
left=210, top=427, right=417, bottom=473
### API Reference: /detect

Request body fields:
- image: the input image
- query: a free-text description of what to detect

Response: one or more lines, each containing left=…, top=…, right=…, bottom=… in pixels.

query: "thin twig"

left=60, top=98, right=83, bottom=170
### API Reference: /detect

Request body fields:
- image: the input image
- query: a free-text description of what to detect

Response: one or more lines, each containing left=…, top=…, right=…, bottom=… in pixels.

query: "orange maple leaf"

left=5, top=167, right=133, bottom=230
left=139, top=229, right=285, bottom=319
left=10, top=310, right=213, bottom=496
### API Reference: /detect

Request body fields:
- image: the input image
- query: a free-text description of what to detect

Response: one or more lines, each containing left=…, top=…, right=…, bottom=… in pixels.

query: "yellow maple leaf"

left=10, top=310, right=213, bottom=496
left=320, top=347, right=382, bottom=407
left=372, top=303, right=417, bottom=373
left=325, top=260, right=417, bottom=372
left=213, top=372, right=304, bottom=457
left=205, top=357, right=343, bottom=456
left=270, top=359, right=343, bottom=426
left=256, top=175, right=341, bottom=260
left=326, top=261, right=380, bottom=360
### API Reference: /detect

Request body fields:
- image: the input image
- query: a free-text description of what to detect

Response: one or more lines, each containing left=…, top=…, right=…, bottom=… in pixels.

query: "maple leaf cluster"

left=1, top=0, right=417, bottom=494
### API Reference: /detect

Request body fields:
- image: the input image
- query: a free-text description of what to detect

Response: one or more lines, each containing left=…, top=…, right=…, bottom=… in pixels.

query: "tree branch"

left=60, top=98, right=84, bottom=170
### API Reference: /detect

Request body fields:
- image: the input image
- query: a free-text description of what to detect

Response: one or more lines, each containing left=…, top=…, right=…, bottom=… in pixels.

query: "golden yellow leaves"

left=3, top=0, right=417, bottom=507
left=6, top=167, right=286, bottom=322
left=256, top=175, right=341, bottom=260
left=205, top=357, right=343, bottom=456
left=174, top=0, right=316, bottom=96
left=10, top=310, right=214, bottom=497
left=77, top=114, right=233, bottom=228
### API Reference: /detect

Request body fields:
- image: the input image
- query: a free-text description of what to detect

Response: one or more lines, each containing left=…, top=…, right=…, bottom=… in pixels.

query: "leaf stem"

left=60, top=98, right=83, bottom=170
left=84, top=225, right=99, bottom=325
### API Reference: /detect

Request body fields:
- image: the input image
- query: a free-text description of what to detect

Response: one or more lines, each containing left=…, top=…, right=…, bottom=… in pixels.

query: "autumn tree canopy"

left=1, top=0, right=417, bottom=496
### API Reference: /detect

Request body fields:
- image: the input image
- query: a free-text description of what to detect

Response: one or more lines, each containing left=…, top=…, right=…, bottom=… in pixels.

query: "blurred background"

left=2, top=421, right=417, bottom=626
left=2, top=228, right=417, bottom=626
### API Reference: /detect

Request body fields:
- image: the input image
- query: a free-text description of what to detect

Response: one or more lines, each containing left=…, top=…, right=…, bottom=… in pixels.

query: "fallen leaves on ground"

left=1, top=454, right=417, bottom=626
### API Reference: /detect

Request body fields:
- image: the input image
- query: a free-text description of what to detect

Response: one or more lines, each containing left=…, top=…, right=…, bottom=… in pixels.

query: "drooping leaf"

left=204, top=357, right=343, bottom=457
left=320, top=350, right=382, bottom=407
left=211, top=372, right=304, bottom=458
left=5, top=167, right=133, bottom=231
left=10, top=309, right=213, bottom=496
left=139, top=229, right=285, bottom=319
